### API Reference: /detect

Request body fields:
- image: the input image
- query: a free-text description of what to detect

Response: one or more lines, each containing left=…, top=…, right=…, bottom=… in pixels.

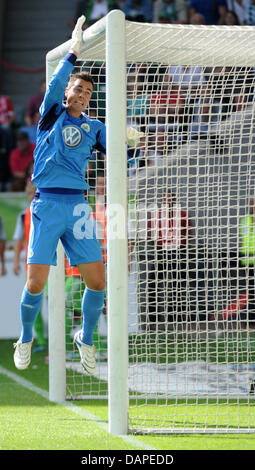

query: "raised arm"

left=40, top=15, right=86, bottom=117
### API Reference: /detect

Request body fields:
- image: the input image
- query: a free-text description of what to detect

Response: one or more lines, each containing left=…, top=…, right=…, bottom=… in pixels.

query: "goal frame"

left=46, top=10, right=129, bottom=436
left=46, top=10, right=255, bottom=436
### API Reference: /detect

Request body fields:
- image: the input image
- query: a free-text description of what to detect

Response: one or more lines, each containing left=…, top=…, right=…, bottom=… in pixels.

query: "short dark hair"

left=96, top=170, right=106, bottom=179
left=17, top=131, right=29, bottom=141
left=68, top=72, right=94, bottom=89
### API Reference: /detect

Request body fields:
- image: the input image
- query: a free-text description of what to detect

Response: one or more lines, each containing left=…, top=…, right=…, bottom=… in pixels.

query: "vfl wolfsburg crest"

left=81, top=123, right=90, bottom=133
left=62, top=125, right=82, bottom=147
left=28, top=248, right=34, bottom=258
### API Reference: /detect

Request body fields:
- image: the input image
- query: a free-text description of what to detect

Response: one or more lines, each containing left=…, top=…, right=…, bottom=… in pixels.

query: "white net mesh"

left=49, top=20, right=255, bottom=432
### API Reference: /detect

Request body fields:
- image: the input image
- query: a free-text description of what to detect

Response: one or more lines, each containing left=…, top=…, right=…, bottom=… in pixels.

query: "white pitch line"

left=0, top=365, right=156, bottom=451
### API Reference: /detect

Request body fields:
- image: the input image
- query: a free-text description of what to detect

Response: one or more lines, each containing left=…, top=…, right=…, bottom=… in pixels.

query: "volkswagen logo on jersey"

left=62, top=125, right=83, bottom=147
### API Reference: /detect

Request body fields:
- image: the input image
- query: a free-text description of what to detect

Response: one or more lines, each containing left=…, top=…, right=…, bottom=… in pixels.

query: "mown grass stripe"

left=0, top=365, right=156, bottom=450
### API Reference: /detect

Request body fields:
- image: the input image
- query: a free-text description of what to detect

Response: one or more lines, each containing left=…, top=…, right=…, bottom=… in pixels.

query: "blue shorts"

left=27, top=190, right=103, bottom=266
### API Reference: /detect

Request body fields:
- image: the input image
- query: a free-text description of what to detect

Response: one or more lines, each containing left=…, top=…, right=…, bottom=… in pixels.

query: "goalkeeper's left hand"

left=70, top=15, right=86, bottom=55
left=127, top=126, right=144, bottom=147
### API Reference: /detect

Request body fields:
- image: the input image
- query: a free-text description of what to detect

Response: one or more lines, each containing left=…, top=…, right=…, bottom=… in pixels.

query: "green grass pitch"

left=1, top=339, right=255, bottom=450
left=1, top=195, right=255, bottom=449
left=0, top=194, right=27, bottom=241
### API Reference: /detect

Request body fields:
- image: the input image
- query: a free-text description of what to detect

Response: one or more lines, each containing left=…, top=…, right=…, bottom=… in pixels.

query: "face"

left=225, top=12, right=237, bottom=25
left=250, top=198, right=255, bottom=214
left=96, top=176, right=106, bottom=196
left=65, top=78, right=93, bottom=117
left=17, top=138, right=29, bottom=152
left=162, top=192, right=174, bottom=207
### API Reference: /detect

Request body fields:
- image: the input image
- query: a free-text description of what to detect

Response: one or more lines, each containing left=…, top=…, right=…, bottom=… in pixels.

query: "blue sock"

left=82, top=287, right=104, bottom=346
left=20, top=285, right=43, bottom=343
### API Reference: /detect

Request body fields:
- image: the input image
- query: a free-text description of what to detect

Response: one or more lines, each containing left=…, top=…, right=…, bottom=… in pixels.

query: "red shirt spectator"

left=25, top=79, right=46, bottom=125
left=151, top=90, right=185, bottom=108
left=0, top=95, right=15, bottom=126
left=150, top=89, right=185, bottom=119
left=9, top=132, right=35, bottom=191
left=10, top=133, right=35, bottom=174
left=150, top=77, right=185, bottom=127
left=148, top=192, right=193, bottom=249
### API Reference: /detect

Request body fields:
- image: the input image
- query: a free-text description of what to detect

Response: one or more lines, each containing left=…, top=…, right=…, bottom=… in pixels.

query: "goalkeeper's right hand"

left=70, top=15, right=86, bottom=55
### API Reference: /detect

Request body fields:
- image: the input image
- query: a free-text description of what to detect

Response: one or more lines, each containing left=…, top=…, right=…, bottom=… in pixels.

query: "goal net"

left=47, top=11, right=255, bottom=434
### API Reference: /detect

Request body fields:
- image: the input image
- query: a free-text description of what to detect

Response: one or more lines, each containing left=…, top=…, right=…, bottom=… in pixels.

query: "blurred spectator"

left=127, top=73, right=148, bottom=128
left=190, top=85, right=220, bottom=137
left=149, top=72, right=185, bottom=132
left=0, top=95, right=15, bottom=151
left=121, top=0, right=154, bottom=22
left=231, top=67, right=255, bottom=111
left=226, top=0, right=248, bottom=24
left=204, top=66, right=255, bottom=117
left=189, top=11, right=206, bottom=23
left=13, top=181, right=36, bottom=276
left=158, top=0, right=188, bottom=23
left=19, top=111, right=40, bottom=144
left=25, top=78, right=46, bottom=126
left=132, top=62, right=167, bottom=95
left=239, top=196, right=255, bottom=324
left=142, top=191, right=194, bottom=326
left=144, top=130, right=170, bottom=167
left=244, top=0, right=255, bottom=24
left=188, top=0, right=227, bottom=24
left=71, top=0, right=119, bottom=28
left=86, top=152, right=105, bottom=188
left=92, top=171, right=108, bottom=263
left=167, top=65, right=206, bottom=133
left=0, top=95, right=15, bottom=128
left=223, top=8, right=240, bottom=23
left=0, top=124, right=13, bottom=191
left=87, top=62, right=106, bottom=122
left=169, top=65, right=206, bottom=91
left=89, top=0, right=110, bottom=21
left=9, top=132, right=35, bottom=191
left=0, top=214, right=7, bottom=276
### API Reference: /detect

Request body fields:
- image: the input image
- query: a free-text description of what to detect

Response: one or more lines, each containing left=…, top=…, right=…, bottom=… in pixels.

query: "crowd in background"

left=71, top=0, right=255, bottom=27
left=1, top=0, right=255, bottom=328
left=1, top=0, right=255, bottom=192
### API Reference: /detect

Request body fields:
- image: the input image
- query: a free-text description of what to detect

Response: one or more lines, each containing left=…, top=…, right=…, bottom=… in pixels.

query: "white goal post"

left=46, top=10, right=255, bottom=435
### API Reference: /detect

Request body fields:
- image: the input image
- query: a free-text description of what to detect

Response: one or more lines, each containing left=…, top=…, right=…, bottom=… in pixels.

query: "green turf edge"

left=1, top=339, right=255, bottom=450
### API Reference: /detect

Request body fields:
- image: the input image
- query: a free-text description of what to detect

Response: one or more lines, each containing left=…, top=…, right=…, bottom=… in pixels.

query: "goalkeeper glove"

left=70, top=15, right=86, bottom=54
left=126, top=126, right=144, bottom=147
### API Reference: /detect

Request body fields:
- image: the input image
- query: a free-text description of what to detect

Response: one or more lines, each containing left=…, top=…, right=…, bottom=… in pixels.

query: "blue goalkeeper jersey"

left=32, top=53, right=106, bottom=190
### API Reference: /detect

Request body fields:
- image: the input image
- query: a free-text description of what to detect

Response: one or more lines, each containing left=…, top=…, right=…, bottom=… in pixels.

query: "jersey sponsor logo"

left=62, top=125, right=82, bottom=147
left=81, top=123, right=90, bottom=133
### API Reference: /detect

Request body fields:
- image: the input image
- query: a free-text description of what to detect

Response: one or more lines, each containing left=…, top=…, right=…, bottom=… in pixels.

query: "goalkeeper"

left=13, top=15, right=143, bottom=375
